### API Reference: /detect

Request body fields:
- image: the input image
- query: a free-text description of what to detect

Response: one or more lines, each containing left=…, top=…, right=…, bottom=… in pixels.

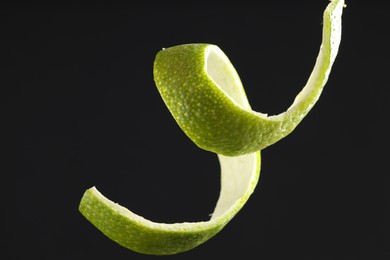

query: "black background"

left=3, top=1, right=390, bottom=259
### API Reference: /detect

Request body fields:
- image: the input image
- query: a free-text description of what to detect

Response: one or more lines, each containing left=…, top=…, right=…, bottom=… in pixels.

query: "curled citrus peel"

left=79, top=0, right=344, bottom=255
left=80, top=153, right=260, bottom=255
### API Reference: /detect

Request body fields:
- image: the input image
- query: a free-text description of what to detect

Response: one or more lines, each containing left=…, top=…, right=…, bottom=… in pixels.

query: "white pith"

left=205, top=46, right=251, bottom=110
left=204, top=0, right=343, bottom=121
left=287, top=0, right=343, bottom=112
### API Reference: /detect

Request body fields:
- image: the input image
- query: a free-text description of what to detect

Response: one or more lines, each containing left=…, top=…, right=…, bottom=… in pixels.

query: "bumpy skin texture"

left=154, top=44, right=282, bottom=156
left=79, top=0, right=344, bottom=256
left=79, top=188, right=226, bottom=255
left=79, top=152, right=261, bottom=255
left=153, top=0, right=343, bottom=156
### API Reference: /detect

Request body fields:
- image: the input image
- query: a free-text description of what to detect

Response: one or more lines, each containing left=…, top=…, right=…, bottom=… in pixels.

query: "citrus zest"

left=79, top=0, right=344, bottom=255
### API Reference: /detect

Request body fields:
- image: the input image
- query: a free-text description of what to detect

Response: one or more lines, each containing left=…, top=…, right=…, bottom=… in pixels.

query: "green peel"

left=153, top=0, right=344, bottom=156
left=80, top=153, right=260, bottom=255
left=79, top=0, right=344, bottom=255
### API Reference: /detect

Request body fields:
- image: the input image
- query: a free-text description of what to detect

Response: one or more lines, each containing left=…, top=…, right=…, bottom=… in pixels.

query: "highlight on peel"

left=79, top=152, right=260, bottom=255
left=153, top=0, right=344, bottom=156
left=79, top=0, right=344, bottom=256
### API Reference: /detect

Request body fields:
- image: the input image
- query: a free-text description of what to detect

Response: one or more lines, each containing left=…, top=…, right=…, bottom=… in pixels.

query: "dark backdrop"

left=3, top=1, right=390, bottom=259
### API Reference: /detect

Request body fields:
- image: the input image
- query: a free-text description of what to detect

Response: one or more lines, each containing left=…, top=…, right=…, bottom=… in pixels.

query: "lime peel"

left=79, top=0, right=344, bottom=255
left=79, top=152, right=260, bottom=255
left=153, top=0, right=344, bottom=156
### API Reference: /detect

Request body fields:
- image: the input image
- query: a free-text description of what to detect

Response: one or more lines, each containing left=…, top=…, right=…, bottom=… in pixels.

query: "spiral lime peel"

left=79, top=0, right=344, bottom=255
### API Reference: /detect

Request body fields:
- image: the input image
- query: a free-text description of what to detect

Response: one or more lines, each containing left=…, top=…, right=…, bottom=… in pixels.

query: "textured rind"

left=154, top=44, right=281, bottom=155
left=79, top=152, right=260, bottom=255
left=79, top=0, right=344, bottom=256
left=79, top=189, right=223, bottom=255
left=153, top=0, right=344, bottom=156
